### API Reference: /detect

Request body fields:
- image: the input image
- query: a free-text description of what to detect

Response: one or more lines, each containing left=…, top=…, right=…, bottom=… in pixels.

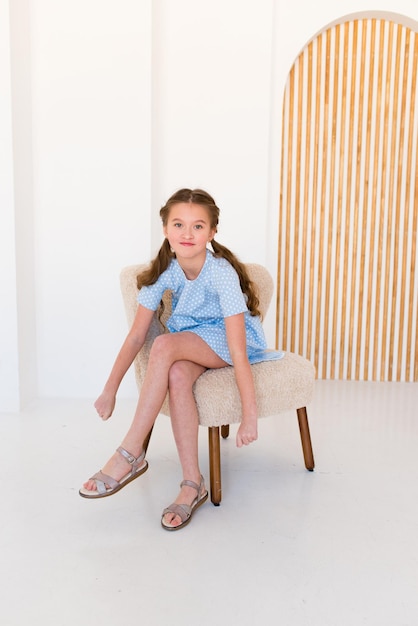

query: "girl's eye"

left=194, top=224, right=203, bottom=230
left=173, top=222, right=183, bottom=228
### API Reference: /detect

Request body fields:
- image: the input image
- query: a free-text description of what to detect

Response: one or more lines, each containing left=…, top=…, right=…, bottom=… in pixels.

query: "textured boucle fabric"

left=120, top=263, right=315, bottom=426
left=192, top=353, right=314, bottom=426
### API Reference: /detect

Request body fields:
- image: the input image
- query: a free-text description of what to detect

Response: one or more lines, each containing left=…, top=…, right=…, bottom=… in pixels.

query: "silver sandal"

left=79, top=446, right=148, bottom=499
left=161, top=476, right=208, bottom=531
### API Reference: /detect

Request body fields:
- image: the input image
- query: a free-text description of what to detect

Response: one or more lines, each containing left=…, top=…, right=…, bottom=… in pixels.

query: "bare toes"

left=163, top=513, right=180, bottom=528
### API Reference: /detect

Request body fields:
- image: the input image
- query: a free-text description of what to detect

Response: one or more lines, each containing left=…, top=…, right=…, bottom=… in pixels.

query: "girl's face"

left=164, top=202, right=216, bottom=266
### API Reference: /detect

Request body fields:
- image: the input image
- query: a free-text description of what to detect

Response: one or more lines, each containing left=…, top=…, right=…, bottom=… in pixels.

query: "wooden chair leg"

left=221, top=424, right=230, bottom=439
left=208, top=426, right=222, bottom=505
left=297, top=407, right=315, bottom=471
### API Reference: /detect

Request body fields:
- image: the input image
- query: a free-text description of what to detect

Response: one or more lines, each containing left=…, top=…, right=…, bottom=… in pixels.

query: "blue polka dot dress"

left=137, top=249, right=285, bottom=365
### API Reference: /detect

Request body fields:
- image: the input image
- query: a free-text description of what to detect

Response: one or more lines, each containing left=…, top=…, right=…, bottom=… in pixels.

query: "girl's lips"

left=180, top=242, right=194, bottom=246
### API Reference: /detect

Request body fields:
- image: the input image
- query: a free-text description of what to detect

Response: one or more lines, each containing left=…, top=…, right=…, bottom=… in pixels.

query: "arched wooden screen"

left=277, top=16, right=418, bottom=381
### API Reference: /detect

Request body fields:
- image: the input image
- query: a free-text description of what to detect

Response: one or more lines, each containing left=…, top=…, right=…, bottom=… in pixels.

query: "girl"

left=79, top=188, right=283, bottom=531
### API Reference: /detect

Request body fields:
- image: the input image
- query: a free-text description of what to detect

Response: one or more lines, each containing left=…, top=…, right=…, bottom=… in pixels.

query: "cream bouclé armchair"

left=120, top=263, right=315, bottom=505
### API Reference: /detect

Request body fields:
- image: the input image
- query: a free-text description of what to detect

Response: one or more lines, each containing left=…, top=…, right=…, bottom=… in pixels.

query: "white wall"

left=0, top=0, right=20, bottom=412
left=2, top=0, right=418, bottom=410
left=151, top=0, right=274, bottom=263
left=10, top=0, right=37, bottom=407
left=31, top=0, right=152, bottom=400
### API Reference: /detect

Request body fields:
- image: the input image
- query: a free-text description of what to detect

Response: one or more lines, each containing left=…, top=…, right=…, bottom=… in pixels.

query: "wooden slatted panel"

left=277, top=17, right=418, bottom=381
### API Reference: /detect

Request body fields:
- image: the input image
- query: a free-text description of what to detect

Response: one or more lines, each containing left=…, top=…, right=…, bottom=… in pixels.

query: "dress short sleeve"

left=210, top=258, right=247, bottom=317
left=137, top=273, right=170, bottom=311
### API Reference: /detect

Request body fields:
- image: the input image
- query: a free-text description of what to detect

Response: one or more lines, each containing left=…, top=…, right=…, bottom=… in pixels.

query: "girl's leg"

left=83, top=333, right=226, bottom=492
left=162, top=360, right=206, bottom=528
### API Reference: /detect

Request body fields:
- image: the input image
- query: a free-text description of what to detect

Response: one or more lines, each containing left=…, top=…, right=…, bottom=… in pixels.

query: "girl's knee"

left=149, top=334, right=173, bottom=361
left=168, top=361, right=194, bottom=389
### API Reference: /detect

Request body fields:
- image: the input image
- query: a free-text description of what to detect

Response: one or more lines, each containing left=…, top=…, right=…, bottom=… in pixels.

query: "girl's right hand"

left=94, top=391, right=116, bottom=421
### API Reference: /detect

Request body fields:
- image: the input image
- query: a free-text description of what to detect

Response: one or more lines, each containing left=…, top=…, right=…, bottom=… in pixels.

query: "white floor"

left=1, top=380, right=418, bottom=626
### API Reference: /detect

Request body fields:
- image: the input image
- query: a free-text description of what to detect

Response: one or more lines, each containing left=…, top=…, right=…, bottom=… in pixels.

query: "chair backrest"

left=246, top=263, right=274, bottom=319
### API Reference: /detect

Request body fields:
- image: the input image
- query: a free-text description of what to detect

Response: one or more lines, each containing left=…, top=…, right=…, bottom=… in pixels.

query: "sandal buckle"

left=117, top=446, right=137, bottom=465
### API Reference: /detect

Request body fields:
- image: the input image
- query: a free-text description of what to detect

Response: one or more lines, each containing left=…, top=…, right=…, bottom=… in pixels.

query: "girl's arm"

left=224, top=313, right=258, bottom=447
left=94, top=304, right=155, bottom=420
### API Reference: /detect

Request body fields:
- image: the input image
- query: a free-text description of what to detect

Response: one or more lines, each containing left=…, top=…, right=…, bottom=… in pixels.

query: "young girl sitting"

left=79, top=188, right=284, bottom=530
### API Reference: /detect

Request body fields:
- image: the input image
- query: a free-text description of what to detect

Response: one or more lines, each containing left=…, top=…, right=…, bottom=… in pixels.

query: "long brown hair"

left=137, top=188, right=261, bottom=317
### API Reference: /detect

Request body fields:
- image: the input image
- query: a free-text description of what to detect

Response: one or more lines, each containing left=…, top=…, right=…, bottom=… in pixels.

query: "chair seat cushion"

left=189, top=352, right=315, bottom=427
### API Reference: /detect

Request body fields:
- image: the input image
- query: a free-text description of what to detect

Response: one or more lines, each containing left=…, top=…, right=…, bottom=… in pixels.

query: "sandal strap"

left=180, top=474, right=205, bottom=494
left=162, top=502, right=191, bottom=523
left=116, top=446, right=145, bottom=472
left=89, top=470, right=119, bottom=494
left=180, top=478, right=200, bottom=492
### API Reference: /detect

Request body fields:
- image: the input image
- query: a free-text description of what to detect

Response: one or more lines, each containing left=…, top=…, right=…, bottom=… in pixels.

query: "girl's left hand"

left=236, top=420, right=258, bottom=447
